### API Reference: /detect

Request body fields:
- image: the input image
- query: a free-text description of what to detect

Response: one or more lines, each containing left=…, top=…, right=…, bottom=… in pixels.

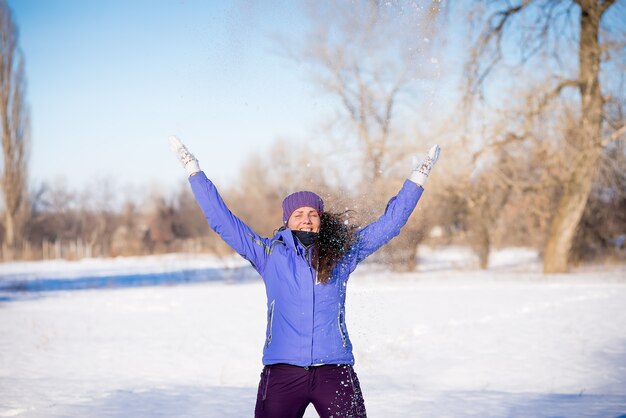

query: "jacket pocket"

left=338, top=303, right=347, bottom=347
left=265, top=300, right=275, bottom=348
left=262, top=367, right=271, bottom=401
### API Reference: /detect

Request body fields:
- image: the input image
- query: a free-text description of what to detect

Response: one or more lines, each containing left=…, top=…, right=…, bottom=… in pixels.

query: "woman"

left=169, top=136, right=440, bottom=418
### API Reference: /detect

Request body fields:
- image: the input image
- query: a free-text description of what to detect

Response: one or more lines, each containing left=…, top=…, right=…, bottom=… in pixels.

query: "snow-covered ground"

left=1, top=247, right=625, bottom=417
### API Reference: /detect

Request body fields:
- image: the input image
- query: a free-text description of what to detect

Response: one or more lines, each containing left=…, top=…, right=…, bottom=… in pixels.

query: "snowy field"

left=1, top=247, right=625, bottom=418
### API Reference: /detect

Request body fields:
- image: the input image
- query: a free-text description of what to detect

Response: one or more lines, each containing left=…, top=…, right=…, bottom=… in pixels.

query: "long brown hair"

left=313, top=211, right=359, bottom=284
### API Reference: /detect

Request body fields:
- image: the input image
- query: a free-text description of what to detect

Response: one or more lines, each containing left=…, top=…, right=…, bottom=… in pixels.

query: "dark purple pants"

left=254, top=364, right=367, bottom=418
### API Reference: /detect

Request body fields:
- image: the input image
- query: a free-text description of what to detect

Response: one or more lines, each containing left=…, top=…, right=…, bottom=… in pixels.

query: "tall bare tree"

left=280, top=0, right=443, bottom=187
left=272, top=1, right=446, bottom=270
left=466, top=0, right=624, bottom=272
left=0, top=0, right=28, bottom=259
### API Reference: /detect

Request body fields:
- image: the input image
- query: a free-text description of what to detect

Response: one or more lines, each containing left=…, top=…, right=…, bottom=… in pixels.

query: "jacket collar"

left=275, top=227, right=296, bottom=249
left=276, top=227, right=315, bottom=253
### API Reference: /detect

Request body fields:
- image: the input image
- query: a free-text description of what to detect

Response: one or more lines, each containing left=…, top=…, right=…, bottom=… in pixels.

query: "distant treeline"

left=2, top=138, right=625, bottom=270
left=1, top=1, right=625, bottom=273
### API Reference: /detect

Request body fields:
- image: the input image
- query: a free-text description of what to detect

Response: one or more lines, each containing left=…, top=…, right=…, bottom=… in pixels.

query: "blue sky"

left=10, top=0, right=329, bottom=193
left=12, top=1, right=623, bottom=198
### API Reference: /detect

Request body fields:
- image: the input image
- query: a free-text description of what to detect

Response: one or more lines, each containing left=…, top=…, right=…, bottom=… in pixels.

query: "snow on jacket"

left=189, top=171, right=424, bottom=366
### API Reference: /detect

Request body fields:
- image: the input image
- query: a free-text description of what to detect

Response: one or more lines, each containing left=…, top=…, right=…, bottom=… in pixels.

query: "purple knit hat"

left=282, top=191, right=324, bottom=224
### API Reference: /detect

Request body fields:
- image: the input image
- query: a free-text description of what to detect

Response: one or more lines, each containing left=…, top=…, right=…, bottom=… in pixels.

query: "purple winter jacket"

left=189, top=172, right=423, bottom=366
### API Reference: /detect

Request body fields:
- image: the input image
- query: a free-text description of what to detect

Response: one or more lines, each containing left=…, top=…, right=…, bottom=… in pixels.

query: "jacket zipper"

left=338, top=302, right=347, bottom=347
left=310, top=259, right=315, bottom=364
left=294, top=238, right=317, bottom=365
left=262, top=367, right=271, bottom=401
left=305, top=244, right=316, bottom=364
left=265, top=299, right=275, bottom=348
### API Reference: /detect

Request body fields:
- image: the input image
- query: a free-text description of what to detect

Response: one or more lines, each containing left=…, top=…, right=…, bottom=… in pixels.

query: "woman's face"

left=287, top=206, right=321, bottom=233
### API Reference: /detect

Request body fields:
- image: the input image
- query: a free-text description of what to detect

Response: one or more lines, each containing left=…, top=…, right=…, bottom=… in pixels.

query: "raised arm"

left=354, top=145, right=441, bottom=263
left=169, top=136, right=269, bottom=272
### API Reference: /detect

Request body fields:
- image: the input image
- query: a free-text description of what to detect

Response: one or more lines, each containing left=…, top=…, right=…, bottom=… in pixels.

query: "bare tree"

left=270, top=1, right=446, bottom=270
left=0, top=0, right=28, bottom=259
left=279, top=0, right=443, bottom=187
left=78, top=178, right=119, bottom=257
left=224, top=138, right=332, bottom=239
left=465, top=0, right=625, bottom=272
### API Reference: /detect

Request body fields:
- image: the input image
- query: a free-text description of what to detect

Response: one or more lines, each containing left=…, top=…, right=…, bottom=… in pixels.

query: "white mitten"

left=410, top=144, right=441, bottom=187
left=169, top=135, right=201, bottom=176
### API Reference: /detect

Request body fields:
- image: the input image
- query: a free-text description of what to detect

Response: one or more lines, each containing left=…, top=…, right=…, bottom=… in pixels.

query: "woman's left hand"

left=410, top=144, right=441, bottom=187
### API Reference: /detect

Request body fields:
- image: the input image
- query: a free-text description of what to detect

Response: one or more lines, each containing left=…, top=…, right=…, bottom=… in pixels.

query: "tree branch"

left=535, top=78, right=582, bottom=113
left=601, top=0, right=617, bottom=14
left=602, top=124, right=626, bottom=147
left=469, top=1, right=529, bottom=93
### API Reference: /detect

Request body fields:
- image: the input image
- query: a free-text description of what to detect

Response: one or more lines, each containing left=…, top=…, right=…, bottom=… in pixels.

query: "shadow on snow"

left=6, top=386, right=626, bottom=418
left=0, top=266, right=259, bottom=302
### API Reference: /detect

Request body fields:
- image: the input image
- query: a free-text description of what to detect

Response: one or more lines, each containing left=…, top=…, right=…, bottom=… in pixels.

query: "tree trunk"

left=3, top=209, right=14, bottom=259
left=543, top=154, right=600, bottom=272
left=0, top=2, right=28, bottom=260
left=476, top=224, right=490, bottom=270
left=470, top=211, right=491, bottom=270
left=543, top=1, right=605, bottom=273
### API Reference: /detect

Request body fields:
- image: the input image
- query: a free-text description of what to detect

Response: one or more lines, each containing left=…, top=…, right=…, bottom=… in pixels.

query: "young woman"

left=169, top=136, right=440, bottom=418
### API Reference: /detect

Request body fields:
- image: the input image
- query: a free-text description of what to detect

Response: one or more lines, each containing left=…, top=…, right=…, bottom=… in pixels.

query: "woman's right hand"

left=169, top=135, right=201, bottom=176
